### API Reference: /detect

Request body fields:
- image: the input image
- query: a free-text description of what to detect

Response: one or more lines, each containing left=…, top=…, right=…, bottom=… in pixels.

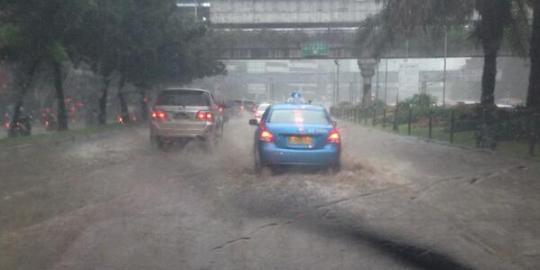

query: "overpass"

left=177, top=0, right=517, bottom=105
left=212, top=28, right=517, bottom=60
left=186, top=0, right=515, bottom=60
left=207, top=0, right=381, bottom=29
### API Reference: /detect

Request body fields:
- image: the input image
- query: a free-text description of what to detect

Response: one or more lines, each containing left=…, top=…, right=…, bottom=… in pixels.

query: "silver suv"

left=149, top=88, right=223, bottom=149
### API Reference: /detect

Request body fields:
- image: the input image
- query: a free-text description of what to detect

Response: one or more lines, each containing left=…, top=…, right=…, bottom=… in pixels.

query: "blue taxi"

left=249, top=102, right=341, bottom=173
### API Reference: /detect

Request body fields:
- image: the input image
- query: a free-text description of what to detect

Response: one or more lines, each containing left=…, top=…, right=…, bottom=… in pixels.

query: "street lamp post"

left=334, top=59, right=340, bottom=105
left=384, top=58, right=388, bottom=105
left=194, top=0, right=199, bottom=19
left=376, top=61, right=380, bottom=101
left=442, top=26, right=448, bottom=107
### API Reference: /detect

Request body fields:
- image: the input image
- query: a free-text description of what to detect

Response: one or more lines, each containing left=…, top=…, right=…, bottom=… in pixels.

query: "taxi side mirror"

left=249, top=119, right=258, bottom=126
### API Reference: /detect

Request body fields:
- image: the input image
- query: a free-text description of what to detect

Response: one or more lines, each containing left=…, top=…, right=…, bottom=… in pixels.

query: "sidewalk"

left=340, top=122, right=540, bottom=269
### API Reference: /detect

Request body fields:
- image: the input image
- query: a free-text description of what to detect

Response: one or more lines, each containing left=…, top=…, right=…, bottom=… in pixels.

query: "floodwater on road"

left=1, top=117, right=539, bottom=270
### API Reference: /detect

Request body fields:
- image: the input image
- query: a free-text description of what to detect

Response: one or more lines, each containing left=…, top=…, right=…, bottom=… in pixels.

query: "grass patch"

left=354, top=120, right=539, bottom=161
left=0, top=124, right=124, bottom=147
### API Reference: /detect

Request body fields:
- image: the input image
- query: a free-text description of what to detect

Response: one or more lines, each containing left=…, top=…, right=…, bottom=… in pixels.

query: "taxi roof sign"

left=287, top=91, right=306, bottom=104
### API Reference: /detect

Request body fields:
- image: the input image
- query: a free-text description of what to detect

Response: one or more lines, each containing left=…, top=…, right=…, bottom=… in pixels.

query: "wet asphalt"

left=1, top=117, right=539, bottom=270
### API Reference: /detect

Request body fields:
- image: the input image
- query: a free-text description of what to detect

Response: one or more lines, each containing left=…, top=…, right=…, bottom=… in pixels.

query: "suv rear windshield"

left=268, top=109, right=329, bottom=125
left=156, top=90, right=210, bottom=106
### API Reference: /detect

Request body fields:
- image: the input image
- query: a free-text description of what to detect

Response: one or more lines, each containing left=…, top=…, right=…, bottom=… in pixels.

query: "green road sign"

left=302, top=42, right=329, bottom=57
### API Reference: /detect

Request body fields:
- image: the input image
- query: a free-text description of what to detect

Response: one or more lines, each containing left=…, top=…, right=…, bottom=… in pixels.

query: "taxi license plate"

left=288, top=136, right=312, bottom=145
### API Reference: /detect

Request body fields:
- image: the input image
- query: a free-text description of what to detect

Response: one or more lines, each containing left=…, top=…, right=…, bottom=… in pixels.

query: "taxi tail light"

left=327, top=128, right=341, bottom=144
left=196, top=111, right=214, bottom=122
left=259, top=130, right=274, bottom=143
left=258, top=123, right=274, bottom=143
left=151, top=110, right=168, bottom=121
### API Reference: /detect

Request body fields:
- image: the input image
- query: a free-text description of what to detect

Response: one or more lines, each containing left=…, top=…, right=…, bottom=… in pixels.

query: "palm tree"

left=355, top=0, right=474, bottom=107
left=474, top=0, right=513, bottom=107
left=356, top=0, right=529, bottom=108
left=356, top=0, right=474, bottom=57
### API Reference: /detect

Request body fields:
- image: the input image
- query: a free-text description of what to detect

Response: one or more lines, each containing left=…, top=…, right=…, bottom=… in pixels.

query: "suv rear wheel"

left=151, top=134, right=166, bottom=150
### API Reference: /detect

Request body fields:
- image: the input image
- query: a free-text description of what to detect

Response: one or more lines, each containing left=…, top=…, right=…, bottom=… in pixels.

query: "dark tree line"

left=0, top=0, right=225, bottom=135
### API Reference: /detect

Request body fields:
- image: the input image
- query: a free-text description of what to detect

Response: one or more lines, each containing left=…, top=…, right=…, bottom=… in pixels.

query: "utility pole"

left=442, top=26, right=448, bottom=107
left=194, top=0, right=199, bottom=20
left=384, top=58, right=388, bottom=105
left=376, top=61, right=380, bottom=101
left=334, top=59, right=340, bottom=104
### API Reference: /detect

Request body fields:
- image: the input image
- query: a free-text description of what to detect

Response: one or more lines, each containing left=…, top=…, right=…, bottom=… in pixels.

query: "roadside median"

left=0, top=124, right=128, bottom=150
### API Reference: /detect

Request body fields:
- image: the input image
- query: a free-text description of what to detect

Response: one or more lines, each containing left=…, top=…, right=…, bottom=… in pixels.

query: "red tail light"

left=327, top=128, right=341, bottom=144
left=196, top=111, right=213, bottom=122
left=259, top=130, right=274, bottom=143
left=151, top=110, right=168, bottom=121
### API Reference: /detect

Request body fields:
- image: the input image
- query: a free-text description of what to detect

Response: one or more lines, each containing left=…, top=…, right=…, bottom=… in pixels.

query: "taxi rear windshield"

left=268, top=109, right=329, bottom=125
left=156, top=91, right=210, bottom=106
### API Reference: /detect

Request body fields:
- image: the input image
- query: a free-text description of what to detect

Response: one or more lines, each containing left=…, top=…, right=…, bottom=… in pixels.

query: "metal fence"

left=331, top=105, right=540, bottom=158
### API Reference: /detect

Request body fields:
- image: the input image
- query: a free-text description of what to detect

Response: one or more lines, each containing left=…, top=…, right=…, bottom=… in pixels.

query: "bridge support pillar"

left=358, top=58, right=378, bottom=108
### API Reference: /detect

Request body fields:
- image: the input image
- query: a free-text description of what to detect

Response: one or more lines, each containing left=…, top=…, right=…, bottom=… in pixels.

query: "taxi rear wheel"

left=328, top=160, right=341, bottom=174
left=254, top=153, right=263, bottom=174
left=254, top=147, right=268, bottom=175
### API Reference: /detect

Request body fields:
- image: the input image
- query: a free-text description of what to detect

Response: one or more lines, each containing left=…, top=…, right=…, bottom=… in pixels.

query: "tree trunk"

left=53, top=61, right=68, bottom=131
left=98, top=76, right=111, bottom=125
left=362, top=81, right=372, bottom=108
left=8, top=60, right=40, bottom=137
left=475, top=0, right=510, bottom=108
left=139, top=89, right=148, bottom=122
left=117, top=76, right=129, bottom=124
left=358, top=59, right=377, bottom=108
left=480, top=49, right=498, bottom=107
left=527, top=1, right=540, bottom=109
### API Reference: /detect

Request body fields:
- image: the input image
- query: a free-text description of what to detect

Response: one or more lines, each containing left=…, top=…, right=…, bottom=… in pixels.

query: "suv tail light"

left=151, top=110, right=168, bottom=121
left=196, top=111, right=214, bottom=122
left=327, top=128, right=341, bottom=144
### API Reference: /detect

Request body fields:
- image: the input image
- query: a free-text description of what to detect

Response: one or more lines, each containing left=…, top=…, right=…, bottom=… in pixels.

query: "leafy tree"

left=70, top=0, right=126, bottom=125
left=0, top=0, right=94, bottom=132
left=75, top=0, right=225, bottom=124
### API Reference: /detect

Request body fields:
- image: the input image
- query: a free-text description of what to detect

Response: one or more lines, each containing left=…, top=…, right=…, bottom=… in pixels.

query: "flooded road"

left=1, top=118, right=539, bottom=270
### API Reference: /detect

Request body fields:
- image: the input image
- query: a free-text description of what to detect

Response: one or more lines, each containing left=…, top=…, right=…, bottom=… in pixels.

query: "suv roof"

left=155, top=88, right=213, bottom=107
left=161, top=87, right=211, bottom=94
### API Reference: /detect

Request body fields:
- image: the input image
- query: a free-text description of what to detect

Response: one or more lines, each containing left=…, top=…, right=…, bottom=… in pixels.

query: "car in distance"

left=254, top=103, right=271, bottom=123
left=250, top=103, right=341, bottom=173
left=150, top=88, right=223, bottom=150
